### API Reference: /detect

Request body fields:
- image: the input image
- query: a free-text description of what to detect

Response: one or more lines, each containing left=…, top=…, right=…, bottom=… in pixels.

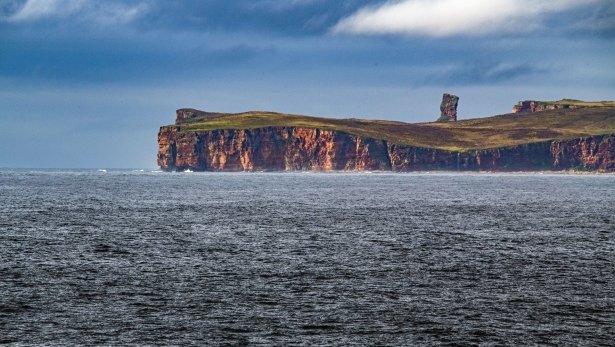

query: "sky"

left=1, top=0, right=614, bottom=168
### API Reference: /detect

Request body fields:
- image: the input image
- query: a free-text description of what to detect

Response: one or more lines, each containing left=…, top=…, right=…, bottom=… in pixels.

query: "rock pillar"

left=438, top=93, right=459, bottom=122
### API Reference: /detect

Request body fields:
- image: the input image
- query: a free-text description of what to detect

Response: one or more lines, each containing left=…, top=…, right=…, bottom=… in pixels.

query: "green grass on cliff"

left=165, top=104, right=615, bottom=151
left=535, top=99, right=615, bottom=107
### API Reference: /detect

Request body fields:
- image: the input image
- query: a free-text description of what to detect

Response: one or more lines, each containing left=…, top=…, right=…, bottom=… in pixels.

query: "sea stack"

left=438, top=93, right=459, bottom=122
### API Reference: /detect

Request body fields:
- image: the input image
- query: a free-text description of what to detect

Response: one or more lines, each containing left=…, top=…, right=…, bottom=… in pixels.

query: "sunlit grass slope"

left=530, top=99, right=615, bottom=107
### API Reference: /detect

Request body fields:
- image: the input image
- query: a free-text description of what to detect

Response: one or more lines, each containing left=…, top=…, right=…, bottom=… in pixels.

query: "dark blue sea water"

left=1, top=170, right=614, bottom=346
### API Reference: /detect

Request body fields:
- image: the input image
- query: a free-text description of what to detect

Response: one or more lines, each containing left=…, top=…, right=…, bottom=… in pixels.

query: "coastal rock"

left=157, top=127, right=178, bottom=169
left=175, top=109, right=198, bottom=124
left=438, top=93, right=459, bottom=122
left=158, top=127, right=394, bottom=171
left=157, top=126, right=615, bottom=172
left=551, top=135, right=615, bottom=171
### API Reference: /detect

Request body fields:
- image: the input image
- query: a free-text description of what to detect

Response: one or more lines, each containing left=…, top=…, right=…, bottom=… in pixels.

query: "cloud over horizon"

left=333, top=0, right=601, bottom=37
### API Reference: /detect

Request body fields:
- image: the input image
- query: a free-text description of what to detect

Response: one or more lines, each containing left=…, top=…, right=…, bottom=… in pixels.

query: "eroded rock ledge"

left=511, top=99, right=603, bottom=113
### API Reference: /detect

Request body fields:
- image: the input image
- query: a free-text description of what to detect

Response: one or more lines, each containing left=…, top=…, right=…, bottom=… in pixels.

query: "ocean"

left=1, top=170, right=614, bottom=345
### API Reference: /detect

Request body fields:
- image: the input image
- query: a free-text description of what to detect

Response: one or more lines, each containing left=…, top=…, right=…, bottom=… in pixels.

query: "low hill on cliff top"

left=168, top=101, right=615, bottom=151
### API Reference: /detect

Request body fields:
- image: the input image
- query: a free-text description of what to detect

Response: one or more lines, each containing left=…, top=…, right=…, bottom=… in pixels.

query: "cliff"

left=159, top=127, right=614, bottom=172
left=158, top=103, right=615, bottom=172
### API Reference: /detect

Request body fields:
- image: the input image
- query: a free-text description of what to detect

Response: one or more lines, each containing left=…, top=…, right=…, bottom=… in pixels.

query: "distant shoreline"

left=3, top=168, right=614, bottom=176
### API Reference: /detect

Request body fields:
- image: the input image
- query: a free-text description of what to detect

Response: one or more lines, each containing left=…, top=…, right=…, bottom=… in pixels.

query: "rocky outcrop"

left=512, top=100, right=583, bottom=113
left=551, top=135, right=615, bottom=171
left=175, top=108, right=222, bottom=124
left=438, top=93, right=459, bottom=122
left=158, top=126, right=615, bottom=172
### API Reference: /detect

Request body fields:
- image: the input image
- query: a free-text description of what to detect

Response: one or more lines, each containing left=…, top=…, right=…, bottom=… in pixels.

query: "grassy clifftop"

left=525, top=99, right=615, bottom=107
left=167, top=104, right=615, bottom=151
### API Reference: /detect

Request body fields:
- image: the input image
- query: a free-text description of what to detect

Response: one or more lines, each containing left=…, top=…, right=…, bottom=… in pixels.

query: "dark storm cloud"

left=574, top=2, right=615, bottom=37
left=0, top=31, right=277, bottom=82
left=143, top=0, right=384, bottom=35
left=421, top=62, right=553, bottom=86
left=0, top=0, right=384, bottom=35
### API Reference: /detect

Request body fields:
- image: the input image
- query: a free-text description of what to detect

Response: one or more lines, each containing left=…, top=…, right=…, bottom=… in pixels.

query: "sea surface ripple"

left=1, top=170, right=614, bottom=345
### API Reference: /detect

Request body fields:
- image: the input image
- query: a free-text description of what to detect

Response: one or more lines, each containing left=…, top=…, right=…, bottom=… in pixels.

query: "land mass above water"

left=158, top=99, right=615, bottom=172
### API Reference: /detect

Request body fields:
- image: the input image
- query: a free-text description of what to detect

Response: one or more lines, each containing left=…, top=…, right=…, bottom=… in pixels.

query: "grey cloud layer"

left=1, top=0, right=613, bottom=168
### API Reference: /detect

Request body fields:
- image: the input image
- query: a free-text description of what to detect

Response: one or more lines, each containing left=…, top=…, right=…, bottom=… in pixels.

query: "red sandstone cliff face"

left=158, top=127, right=391, bottom=171
left=551, top=135, right=615, bottom=171
left=158, top=126, right=615, bottom=172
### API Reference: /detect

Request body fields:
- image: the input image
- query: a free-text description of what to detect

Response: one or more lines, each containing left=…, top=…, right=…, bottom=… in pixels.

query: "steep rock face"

left=512, top=100, right=582, bottom=113
left=438, top=93, right=459, bottom=122
left=158, top=126, right=615, bottom=172
left=158, top=127, right=393, bottom=172
left=551, top=135, right=615, bottom=171
left=387, top=142, right=554, bottom=171
left=157, top=127, right=178, bottom=169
